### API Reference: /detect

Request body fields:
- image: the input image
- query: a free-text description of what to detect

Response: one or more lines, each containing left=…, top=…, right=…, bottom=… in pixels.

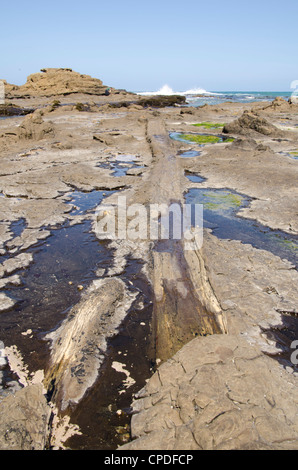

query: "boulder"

left=223, top=111, right=283, bottom=137
left=138, top=95, right=186, bottom=108
left=17, top=110, right=55, bottom=140
left=259, top=96, right=294, bottom=112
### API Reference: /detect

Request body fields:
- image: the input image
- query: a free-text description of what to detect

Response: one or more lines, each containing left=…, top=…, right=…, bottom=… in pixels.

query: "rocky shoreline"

left=0, top=69, right=297, bottom=450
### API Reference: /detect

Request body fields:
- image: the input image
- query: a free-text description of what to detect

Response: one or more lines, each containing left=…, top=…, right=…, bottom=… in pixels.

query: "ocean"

left=136, top=85, right=291, bottom=107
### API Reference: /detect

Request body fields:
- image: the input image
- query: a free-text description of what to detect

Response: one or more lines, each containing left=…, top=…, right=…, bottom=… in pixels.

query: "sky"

left=1, top=0, right=297, bottom=92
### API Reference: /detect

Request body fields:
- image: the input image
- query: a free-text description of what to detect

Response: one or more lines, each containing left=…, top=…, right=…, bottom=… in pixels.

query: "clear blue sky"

left=1, top=0, right=297, bottom=92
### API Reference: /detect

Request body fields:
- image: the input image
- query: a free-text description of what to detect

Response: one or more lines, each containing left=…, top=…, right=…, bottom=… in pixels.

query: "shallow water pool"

left=185, top=187, right=298, bottom=267
left=170, top=131, right=233, bottom=146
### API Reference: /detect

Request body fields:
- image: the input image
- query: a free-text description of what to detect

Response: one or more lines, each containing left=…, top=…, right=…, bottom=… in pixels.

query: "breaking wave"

left=137, top=84, right=222, bottom=96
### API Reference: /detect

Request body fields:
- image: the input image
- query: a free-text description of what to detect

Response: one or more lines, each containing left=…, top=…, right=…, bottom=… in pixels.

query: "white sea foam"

left=137, top=84, right=222, bottom=96
left=137, top=85, right=176, bottom=96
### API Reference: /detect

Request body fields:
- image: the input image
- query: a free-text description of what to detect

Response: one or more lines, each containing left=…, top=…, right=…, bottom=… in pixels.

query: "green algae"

left=289, top=151, right=298, bottom=159
left=185, top=188, right=298, bottom=268
left=201, top=190, right=244, bottom=212
left=178, top=134, right=221, bottom=144
left=176, top=133, right=234, bottom=145
left=192, top=122, right=225, bottom=129
left=267, top=234, right=298, bottom=254
left=204, top=202, right=219, bottom=210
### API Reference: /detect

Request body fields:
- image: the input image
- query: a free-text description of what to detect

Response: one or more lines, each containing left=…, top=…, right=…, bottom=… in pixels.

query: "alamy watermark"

left=94, top=196, right=203, bottom=250
left=0, top=81, right=4, bottom=104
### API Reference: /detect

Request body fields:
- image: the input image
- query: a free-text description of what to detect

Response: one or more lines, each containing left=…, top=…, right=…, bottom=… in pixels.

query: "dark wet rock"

left=138, top=95, right=186, bottom=108
left=109, top=95, right=186, bottom=109
left=180, top=108, right=194, bottom=114
left=0, top=104, right=34, bottom=116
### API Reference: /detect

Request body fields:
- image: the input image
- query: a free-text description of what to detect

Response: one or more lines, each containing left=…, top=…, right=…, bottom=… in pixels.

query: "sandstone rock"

left=0, top=252, right=33, bottom=277
left=93, top=132, right=137, bottom=147
left=223, top=111, right=283, bottom=137
left=6, top=68, right=108, bottom=98
left=0, top=384, right=51, bottom=450
left=126, top=167, right=143, bottom=176
left=0, top=292, right=16, bottom=312
left=230, top=137, right=271, bottom=153
left=271, top=96, right=290, bottom=108
left=262, top=96, right=292, bottom=111
left=229, top=137, right=259, bottom=150
left=17, top=111, right=55, bottom=140
left=121, top=335, right=298, bottom=450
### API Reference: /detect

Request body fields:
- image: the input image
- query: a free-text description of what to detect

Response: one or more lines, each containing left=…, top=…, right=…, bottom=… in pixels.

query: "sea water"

left=135, top=85, right=291, bottom=107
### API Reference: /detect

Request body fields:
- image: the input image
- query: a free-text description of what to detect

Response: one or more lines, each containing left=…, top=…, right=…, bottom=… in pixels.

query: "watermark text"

left=94, top=196, right=203, bottom=250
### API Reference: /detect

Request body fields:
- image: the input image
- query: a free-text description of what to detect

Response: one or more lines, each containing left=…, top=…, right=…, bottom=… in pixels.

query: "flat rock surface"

left=121, top=334, right=298, bottom=450
left=0, top=80, right=297, bottom=449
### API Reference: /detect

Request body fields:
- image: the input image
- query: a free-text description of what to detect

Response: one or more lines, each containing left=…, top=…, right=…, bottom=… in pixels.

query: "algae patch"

left=199, top=190, right=245, bottom=213
left=185, top=188, right=298, bottom=267
left=170, top=132, right=235, bottom=146
left=192, top=122, right=225, bottom=129
left=289, top=151, right=298, bottom=159
left=178, top=134, right=221, bottom=144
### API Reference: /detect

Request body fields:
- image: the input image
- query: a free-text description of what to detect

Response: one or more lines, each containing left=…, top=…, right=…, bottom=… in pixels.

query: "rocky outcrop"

left=261, top=96, right=294, bottom=111
left=107, top=95, right=186, bottom=109
left=17, top=110, right=55, bottom=140
left=5, top=68, right=109, bottom=98
left=223, top=110, right=283, bottom=137
left=137, top=95, right=186, bottom=108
